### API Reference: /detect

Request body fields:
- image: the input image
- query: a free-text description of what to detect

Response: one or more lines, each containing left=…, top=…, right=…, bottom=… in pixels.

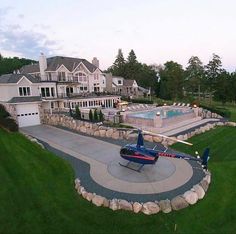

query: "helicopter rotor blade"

left=142, top=130, right=193, bottom=146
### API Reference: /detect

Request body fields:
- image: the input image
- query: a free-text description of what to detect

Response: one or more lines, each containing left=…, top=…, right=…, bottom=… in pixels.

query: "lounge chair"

left=173, top=102, right=176, bottom=106
left=177, top=103, right=181, bottom=106
left=186, top=103, right=190, bottom=107
left=181, top=103, right=186, bottom=107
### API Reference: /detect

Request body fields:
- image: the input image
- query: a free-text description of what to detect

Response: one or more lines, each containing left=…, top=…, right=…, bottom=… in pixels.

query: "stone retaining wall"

left=42, top=113, right=235, bottom=146
left=74, top=171, right=211, bottom=215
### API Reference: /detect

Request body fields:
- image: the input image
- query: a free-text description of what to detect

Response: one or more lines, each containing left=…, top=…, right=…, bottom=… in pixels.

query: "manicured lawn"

left=0, top=127, right=235, bottom=234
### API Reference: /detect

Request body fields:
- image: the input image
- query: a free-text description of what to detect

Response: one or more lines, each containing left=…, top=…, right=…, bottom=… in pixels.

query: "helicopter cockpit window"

left=120, top=148, right=134, bottom=155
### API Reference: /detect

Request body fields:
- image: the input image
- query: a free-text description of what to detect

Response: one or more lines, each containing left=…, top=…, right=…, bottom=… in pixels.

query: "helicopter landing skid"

left=119, top=161, right=144, bottom=172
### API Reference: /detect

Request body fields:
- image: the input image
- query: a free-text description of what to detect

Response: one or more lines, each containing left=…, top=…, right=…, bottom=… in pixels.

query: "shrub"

left=89, top=109, right=93, bottom=122
left=99, top=110, right=104, bottom=122
left=75, top=106, right=81, bottom=120
left=0, top=117, right=18, bottom=132
left=131, top=98, right=154, bottom=104
left=94, top=109, right=98, bottom=122
left=0, top=104, right=10, bottom=118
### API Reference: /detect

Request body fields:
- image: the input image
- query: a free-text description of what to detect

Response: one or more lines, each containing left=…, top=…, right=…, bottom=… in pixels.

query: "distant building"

left=104, top=73, right=150, bottom=98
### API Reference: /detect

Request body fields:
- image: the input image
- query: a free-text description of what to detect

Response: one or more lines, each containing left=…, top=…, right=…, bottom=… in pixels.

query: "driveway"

left=20, top=125, right=202, bottom=200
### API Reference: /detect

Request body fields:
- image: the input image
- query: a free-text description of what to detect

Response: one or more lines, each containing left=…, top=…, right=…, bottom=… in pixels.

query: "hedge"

left=0, top=104, right=18, bottom=132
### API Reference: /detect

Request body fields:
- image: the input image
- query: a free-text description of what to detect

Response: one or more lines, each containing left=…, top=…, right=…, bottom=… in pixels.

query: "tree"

left=214, top=71, right=230, bottom=104
left=75, top=106, right=81, bottom=119
left=158, top=61, right=184, bottom=100
left=99, top=110, right=104, bottom=122
left=127, top=49, right=137, bottom=64
left=89, top=109, right=93, bottom=122
left=106, top=49, right=126, bottom=77
left=185, top=56, right=205, bottom=97
left=94, top=108, right=98, bottom=122
left=204, top=53, right=223, bottom=102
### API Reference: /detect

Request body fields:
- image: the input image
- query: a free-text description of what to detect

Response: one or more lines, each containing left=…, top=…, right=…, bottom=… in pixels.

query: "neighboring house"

left=0, top=54, right=121, bottom=128
left=104, top=73, right=150, bottom=98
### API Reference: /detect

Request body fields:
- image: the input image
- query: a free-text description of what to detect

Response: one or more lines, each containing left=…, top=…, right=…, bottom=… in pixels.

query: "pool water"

left=129, top=108, right=193, bottom=119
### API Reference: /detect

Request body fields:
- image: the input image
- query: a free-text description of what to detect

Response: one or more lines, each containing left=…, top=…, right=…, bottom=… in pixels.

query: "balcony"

left=57, top=75, right=82, bottom=83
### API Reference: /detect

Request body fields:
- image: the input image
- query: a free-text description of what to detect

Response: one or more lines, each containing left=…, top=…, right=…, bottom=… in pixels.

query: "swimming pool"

left=125, top=107, right=196, bottom=128
left=128, top=108, right=193, bottom=119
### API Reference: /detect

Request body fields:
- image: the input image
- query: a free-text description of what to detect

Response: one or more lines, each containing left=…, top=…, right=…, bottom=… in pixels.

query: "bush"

left=0, top=104, right=18, bottom=132
left=131, top=98, right=154, bottom=104
left=75, top=106, right=81, bottom=120
left=99, top=110, right=104, bottom=122
left=0, top=104, right=10, bottom=118
left=94, top=109, right=98, bottom=122
left=0, top=117, right=18, bottom=132
left=89, top=109, right=93, bottom=122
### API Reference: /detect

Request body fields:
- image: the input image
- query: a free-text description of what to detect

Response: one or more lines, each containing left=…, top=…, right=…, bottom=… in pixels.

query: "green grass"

left=0, top=127, right=236, bottom=234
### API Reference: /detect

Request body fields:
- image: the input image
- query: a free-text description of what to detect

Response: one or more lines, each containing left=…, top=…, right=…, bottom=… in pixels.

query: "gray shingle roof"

left=123, top=79, right=135, bottom=86
left=0, top=74, right=40, bottom=84
left=20, top=64, right=40, bottom=73
left=7, top=96, right=42, bottom=104
left=20, top=56, right=99, bottom=74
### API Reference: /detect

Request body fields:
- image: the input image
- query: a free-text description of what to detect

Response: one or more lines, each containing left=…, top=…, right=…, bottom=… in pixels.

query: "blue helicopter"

left=119, top=130, right=210, bottom=172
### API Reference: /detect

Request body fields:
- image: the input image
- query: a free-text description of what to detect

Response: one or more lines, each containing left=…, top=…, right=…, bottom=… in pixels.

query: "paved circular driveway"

left=21, top=125, right=205, bottom=201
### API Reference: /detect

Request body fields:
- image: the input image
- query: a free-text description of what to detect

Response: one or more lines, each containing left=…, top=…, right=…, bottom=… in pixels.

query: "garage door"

left=16, top=104, right=41, bottom=127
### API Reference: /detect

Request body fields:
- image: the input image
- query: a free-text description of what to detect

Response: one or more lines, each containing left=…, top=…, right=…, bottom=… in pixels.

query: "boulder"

left=192, top=184, right=205, bottom=199
left=78, top=186, right=85, bottom=195
left=204, top=174, right=211, bottom=184
left=109, top=199, right=119, bottom=211
left=171, top=196, right=189, bottom=210
left=106, top=128, right=113, bottom=138
left=112, top=131, right=120, bottom=140
left=133, top=202, right=142, bottom=213
left=81, top=190, right=88, bottom=199
left=103, top=198, right=110, bottom=207
left=200, top=180, right=209, bottom=192
left=118, top=199, right=133, bottom=211
left=142, top=202, right=160, bottom=215
left=159, top=199, right=172, bottom=213
left=92, top=195, right=105, bottom=207
left=99, top=129, right=106, bottom=137
left=143, top=135, right=153, bottom=142
left=94, top=131, right=100, bottom=137
left=183, top=191, right=198, bottom=205
left=153, top=136, right=162, bottom=143
left=80, top=126, right=87, bottom=133
left=86, top=128, right=94, bottom=136
left=86, top=192, right=94, bottom=202
left=127, top=133, right=138, bottom=140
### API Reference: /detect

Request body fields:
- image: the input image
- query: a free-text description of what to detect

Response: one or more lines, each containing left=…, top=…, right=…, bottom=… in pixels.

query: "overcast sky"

left=0, top=0, right=235, bottom=71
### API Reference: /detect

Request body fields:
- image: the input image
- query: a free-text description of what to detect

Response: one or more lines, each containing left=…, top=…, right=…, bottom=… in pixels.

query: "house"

left=104, top=73, right=150, bottom=98
left=0, top=54, right=121, bottom=127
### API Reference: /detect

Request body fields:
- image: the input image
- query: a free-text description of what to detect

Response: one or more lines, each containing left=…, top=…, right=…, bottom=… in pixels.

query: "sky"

left=0, top=0, right=235, bottom=71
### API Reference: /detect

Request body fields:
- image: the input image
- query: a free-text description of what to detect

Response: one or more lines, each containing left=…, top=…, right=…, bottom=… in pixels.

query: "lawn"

left=0, top=126, right=235, bottom=234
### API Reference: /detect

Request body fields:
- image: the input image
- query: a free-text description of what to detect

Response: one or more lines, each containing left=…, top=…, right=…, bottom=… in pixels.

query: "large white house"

left=0, top=54, right=121, bottom=127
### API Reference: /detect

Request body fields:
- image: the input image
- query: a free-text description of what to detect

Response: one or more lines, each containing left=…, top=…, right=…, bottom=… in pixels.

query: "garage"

left=16, top=103, right=41, bottom=127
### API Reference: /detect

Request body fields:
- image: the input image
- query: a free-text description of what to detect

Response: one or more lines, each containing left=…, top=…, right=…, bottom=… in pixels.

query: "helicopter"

left=119, top=129, right=210, bottom=172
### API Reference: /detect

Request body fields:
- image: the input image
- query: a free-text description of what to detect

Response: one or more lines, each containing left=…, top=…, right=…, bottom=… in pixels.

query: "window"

left=58, top=72, right=66, bottom=81
left=19, top=87, right=31, bottom=96
left=51, top=88, right=55, bottom=97
left=76, top=72, right=87, bottom=82
left=48, top=73, right=52, bottom=81
left=118, top=80, right=122, bottom=85
left=41, top=87, right=50, bottom=97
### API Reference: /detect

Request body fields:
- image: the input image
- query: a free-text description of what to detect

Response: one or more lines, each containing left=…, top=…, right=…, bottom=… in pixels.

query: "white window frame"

left=18, top=86, right=31, bottom=97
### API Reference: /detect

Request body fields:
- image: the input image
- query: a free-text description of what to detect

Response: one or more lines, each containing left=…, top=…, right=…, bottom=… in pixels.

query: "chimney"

left=39, top=52, right=47, bottom=80
left=92, top=57, right=99, bottom=68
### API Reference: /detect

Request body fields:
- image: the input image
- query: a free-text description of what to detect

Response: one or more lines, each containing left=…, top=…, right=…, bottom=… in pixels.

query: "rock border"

left=74, top=170, right=211, bottom=215
left=43, top=113, right=235, bottom=146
